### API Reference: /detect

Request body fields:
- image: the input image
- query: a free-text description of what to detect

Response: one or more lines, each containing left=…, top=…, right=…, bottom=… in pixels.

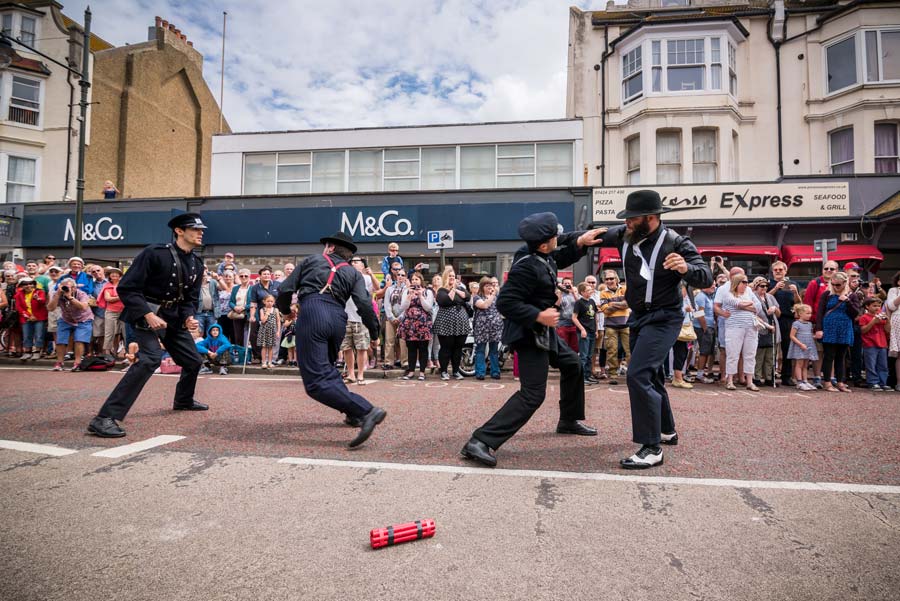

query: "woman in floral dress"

left=398, top=271, right=433, bottom=380
left=473, top=276, right=503, bottom=380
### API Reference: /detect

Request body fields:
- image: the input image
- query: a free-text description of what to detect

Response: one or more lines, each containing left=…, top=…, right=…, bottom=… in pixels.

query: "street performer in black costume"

left=461, top=212, right=608, bottom=467
left=277, top=231, right=386, bottom=448
left=88, top=213, right=209, bottom=438
left=599, top=190, right=712, bottom=469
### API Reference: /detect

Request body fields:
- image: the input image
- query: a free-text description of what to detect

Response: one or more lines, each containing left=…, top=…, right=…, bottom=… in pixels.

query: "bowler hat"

left=615, top=190, right=673, bottom=220
left=167, top=212, right=207, bottom=230
left=320, top=231, right=358, bottom=254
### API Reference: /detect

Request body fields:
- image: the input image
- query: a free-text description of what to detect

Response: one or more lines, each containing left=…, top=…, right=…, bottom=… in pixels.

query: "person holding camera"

left=46, top=277, right=93, bottom=371
left=87, top=213, right=209, bottom=438
left=859, top=298, right=891, bottom=390
left=399, top=271, right=434, bottom=380
left=555, top=277, right=579, bottom=354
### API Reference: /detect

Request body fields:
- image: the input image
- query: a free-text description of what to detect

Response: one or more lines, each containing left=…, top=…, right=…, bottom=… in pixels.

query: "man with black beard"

left=599, top=190, right=712, bottom=468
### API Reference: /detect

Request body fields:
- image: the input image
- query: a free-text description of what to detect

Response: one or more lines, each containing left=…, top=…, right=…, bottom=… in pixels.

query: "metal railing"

left=8, top=105, right=38, bottom=126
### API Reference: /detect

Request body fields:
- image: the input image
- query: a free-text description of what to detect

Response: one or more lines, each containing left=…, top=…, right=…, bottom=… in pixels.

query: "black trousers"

left=777, top=316, right=793, bottom=384
left=406, top=340, right=429, bottom=372
left=98, top=324, right=202, bottom=420
left=473, top=336, right=585, bottom=450
left=438, top=334, right=466, bottom=375
left=626, top=308, right=681, bottom=445
left=297, top=295, right=372, bottom=418
left=822, top=342, right=849, bottom=383
left=672, top=340, right=689, bottom=373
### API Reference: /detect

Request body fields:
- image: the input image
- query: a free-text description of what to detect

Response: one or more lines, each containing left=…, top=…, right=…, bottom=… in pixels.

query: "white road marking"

left=277, top=456, right=900, bottom=495
left=91, top=435, right=185, bottom=458
left=0, top=440, right=78, bottom=456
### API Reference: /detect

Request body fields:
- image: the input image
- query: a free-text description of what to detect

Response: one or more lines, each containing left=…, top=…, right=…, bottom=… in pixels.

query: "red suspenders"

left=319, top=251, right=349, bottom=295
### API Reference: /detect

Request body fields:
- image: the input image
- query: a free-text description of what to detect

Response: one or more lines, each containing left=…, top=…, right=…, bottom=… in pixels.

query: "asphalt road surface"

left=1, top=366, right=898, bottom=600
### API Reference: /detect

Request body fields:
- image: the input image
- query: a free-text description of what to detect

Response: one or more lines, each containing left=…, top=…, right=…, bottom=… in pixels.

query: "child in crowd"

left=196, top=324, right=233, bottom=376
left=281, top=304, right=298, bottom=367
left=859, top=298, right=891, bottom=391
left=257, top=294, right=281, bottom=369
left=788, top=303, right=818, bottom=391
left=573, top=281, right=598, bottom=385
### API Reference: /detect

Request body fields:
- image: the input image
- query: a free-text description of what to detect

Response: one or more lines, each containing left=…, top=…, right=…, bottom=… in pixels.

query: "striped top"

left=721, top=288, right=765, bottom=330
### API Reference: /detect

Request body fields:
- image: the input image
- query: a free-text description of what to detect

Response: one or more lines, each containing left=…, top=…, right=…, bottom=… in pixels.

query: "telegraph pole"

left=74, top=6, right=92, bottom=256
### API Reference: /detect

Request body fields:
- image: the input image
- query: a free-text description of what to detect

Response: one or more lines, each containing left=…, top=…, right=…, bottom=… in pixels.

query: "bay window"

left=622, top=34, right=737, bottom=102
left=692, top=129, right=717, bottom=183
left=826, top=28, right=900, bottom=95
left=656, top=130, right=682, bottom=184
left=626, top=136, right=640, bottom=185
left=875, top=123, right=899, bottom=174
left=829, top=128, right=854, bottom=174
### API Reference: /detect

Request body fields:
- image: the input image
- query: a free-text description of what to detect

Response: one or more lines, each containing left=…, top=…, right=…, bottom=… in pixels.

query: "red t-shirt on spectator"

left=858, top=313, right=888, bottom=348
left=803, top=276, right=829, bottom=310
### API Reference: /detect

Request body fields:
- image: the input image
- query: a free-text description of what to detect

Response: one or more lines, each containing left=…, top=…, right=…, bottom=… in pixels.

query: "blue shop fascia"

left=15, top=187, right=594, bottom=282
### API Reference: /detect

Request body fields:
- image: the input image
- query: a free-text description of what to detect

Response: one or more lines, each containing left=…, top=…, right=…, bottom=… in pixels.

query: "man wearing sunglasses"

left=803, top=260, right=838, bottom=388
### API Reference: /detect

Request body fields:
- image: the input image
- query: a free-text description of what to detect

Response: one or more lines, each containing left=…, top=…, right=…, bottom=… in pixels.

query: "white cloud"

left=60, top=0, right=594, bottom=132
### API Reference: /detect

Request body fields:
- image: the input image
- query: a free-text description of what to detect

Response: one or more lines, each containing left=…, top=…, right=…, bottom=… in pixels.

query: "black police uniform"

left=599, top=223, right=712, bottom=446
left=277, top=250, right=380, bottom=421
left=469, top=215, right=592, bottom=454
left=95, top=232, right=206, bottom=422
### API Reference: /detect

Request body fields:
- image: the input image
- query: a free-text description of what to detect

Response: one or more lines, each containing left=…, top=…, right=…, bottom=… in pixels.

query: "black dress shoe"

left=660, top=432, right=678, bottom=445
left=344, top=414, right=362, bottom=427
left=556, top=420, right=598, bottom=436
left=88, top=416, right=126, bottom=438
left=620, top=445, right=663, bottom=469
left=348, top=407, right=386, bottom=448
left=460, top=438, right=496, bottom=467
left=173, top=400, right=209, bottom=411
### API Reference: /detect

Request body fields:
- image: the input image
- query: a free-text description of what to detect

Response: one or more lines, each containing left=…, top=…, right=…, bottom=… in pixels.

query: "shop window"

left=875, top=122, right=899, bottom=173
left=622, top=46, right=643, bottom=103
left=829, top=127, right=854, bottom=174
left=383, top=148, right=419, bottom=191
left=460, top=146, right=495, bottom=189
left=276, top=152, right=311, bottom=194
left=536, top=143, right=572, bottom=186
left=421, top=147, right=455, bottom=190
left=311, top=151, right=345, bottom=193
left=6, top=155, right=36, bottom=202
left=349, top=149, right=382, bottom=192
left=8, top=75, right=40, bottom=126
left=656, top=130, right=681, bottom=184
left=626, top=136, right=640, bottom=185
left=243, top=153, right=275, bottom=195
left=692, top=128, right=717, bottom=183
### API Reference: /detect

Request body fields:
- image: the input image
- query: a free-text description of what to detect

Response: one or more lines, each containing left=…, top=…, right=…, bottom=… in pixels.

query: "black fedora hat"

left=615, top=189, right=673, bottom=220
left=320, top=231, right=358, bottom=254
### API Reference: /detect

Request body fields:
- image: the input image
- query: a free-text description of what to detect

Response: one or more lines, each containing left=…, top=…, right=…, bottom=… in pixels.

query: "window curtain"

left=7, top=157, right=36, bottom=202
left=829, top=129, right=854, bottom=174
left=626, top=137, right=640, bottom=185
left=656, top=132, right=681, bottom=184
left=875, top=123, right=898, bottom=174
left=312, top=151, right=345, bottom=193
left=536, top=143, right=572, bottom=187
left=692, top=130, right=717, bottom=183
left=882, top=31, right=900, bottom=81
left=244, top=154, right=276, bottom=194
left=349, top=150, right=383, bottom=192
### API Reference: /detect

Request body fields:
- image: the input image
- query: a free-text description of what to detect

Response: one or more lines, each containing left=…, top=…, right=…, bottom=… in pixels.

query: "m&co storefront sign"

left=592, top=182, right=850, bottom=222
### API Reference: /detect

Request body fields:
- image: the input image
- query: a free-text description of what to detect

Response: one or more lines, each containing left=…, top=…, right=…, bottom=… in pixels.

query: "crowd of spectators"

left=1, top=248, right=897, bottom=392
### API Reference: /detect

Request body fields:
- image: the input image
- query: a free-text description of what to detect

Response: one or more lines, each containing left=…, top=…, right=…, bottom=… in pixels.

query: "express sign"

left=592, top=181, right=850, bottom=222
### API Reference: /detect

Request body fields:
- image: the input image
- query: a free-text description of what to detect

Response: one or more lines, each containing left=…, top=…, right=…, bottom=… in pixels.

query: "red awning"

left=598, top=247, right=621, bottom=265
left=697, top=245, right=781, bottom=257
left=782, top=244, right=884, bottom=266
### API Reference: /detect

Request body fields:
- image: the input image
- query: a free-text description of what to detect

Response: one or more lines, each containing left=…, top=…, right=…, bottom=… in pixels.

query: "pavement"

left=1, top=364, right=899, bottom=600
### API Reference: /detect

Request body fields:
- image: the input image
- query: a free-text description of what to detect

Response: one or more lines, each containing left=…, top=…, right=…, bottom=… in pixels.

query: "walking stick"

left=242, top=325, right=250, bottom=375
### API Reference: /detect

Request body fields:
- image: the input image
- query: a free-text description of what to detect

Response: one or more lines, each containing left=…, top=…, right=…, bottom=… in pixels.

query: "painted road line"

left=91, top=435, right=185, bottom=458
left=277, top=456, right=900, bottom=495
left=0, top=440, right=79, bottom=456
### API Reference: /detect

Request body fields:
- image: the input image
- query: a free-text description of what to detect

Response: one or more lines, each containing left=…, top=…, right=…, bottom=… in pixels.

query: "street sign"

left=814, top=238, right=838, bottom=263
left=427, top=230, right=454, bottom=249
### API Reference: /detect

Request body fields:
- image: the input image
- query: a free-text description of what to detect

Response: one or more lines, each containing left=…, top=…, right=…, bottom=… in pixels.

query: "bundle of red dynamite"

left=370, top=519, right=436, bottom=549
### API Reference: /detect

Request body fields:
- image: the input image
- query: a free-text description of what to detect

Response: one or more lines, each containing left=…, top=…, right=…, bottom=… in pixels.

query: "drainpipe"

left=600, top=25, right=609, bottom=187
left=767, top=2, right=786, bottom=179
left=64, top=69, right=76, bottom=200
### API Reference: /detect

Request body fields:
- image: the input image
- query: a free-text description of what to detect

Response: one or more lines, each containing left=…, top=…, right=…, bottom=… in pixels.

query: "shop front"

left=591, top=177, right=900, bottom=284
left=17, top=188, right=589, bottom=282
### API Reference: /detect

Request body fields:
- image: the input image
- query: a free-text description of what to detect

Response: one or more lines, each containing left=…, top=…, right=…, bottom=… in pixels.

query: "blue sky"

left=60, top=0, right=596, bottom=132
